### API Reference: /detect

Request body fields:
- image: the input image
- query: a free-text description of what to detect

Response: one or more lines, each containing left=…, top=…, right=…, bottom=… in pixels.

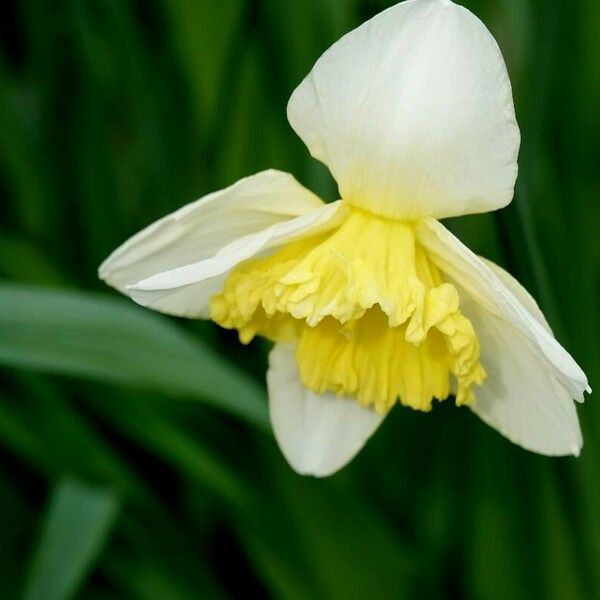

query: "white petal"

left=267, top=343, right=385, bottom=477
left=287, top=0, right=520, bottom=220
left=417, top=219, right=590, bottom=401
left=99, top=169, right=341, bottom=317
left=127, top=201, right=344, bottom=316
left=463, top=296, right=582, bottom=456
left=479, top=257, right=552, bottom=334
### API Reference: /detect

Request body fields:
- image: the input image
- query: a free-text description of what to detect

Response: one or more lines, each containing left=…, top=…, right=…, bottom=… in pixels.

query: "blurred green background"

left=1, top=0, right=599, bottom=598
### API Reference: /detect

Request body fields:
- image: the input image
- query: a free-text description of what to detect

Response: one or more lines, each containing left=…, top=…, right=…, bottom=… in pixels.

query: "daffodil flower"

left=100, top=0, right=589, bottom=477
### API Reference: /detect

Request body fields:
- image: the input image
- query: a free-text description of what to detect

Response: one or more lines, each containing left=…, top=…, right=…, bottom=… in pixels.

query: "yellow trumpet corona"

left=211, top=207, right=486, bottom=412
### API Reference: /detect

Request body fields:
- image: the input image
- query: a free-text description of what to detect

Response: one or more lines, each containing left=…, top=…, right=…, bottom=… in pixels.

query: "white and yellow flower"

left=100, top=0, right=589, bottom=476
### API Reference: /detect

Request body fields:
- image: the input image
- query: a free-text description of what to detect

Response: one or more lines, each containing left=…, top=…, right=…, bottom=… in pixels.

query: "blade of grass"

left=85, top=392, right=253, bottom=512
left=0, top=283, right=268, bottom=428
left=23, top=479, right=119, bottom=600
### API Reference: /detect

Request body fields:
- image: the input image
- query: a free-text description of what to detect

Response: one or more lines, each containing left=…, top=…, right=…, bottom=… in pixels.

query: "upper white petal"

left=287, top=0, right=520, bottom=220
left=100, top=169, right=321, bottom=292
left=417, top=219, right=590, bottom=401
left=99, top=170, right=343, bottom=318
left=463, top=296, right=582, bottom=456
left=267, top=343, right=385, bottom=477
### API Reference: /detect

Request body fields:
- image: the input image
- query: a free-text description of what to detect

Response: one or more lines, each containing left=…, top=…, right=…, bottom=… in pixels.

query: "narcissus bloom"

left=100, top=0, right=589, bottom=476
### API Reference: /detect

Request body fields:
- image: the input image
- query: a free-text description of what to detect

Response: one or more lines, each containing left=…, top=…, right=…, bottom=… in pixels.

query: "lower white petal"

left=99, top=169, right=341, bottom=318
left=464, top=297, right=582, bottom=456
left=267, top=343, right=385, bottom=477
left=417, top=219, right=589, bottom=401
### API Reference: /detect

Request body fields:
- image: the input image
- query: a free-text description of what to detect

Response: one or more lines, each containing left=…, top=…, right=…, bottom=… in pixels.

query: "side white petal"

left=267, top=343, right=385, bottom=477
left=417, top=219, right=590, bottom=401
left=100, top=170, right=322, bottom=291
left=287, top=0, right=520, bottom=220
left=127, top=201, right=345, bottom=317
left=480, top=257, right=552, bottom=334
left=99, top=169, right=339, bottom=317
left=463, top=297, right=582, bottom=456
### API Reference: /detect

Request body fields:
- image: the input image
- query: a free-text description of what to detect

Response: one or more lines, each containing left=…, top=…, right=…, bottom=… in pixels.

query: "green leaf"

left=0, top=232, right=67, bottom=285
left=465, top=429, right=537, bottom=600
left=24, top=479, right=120, bottom=600
left=239, top=457, right=416, bottom=599
left=0, top=466, right=34, bottom=597
left=0, top=381, right=151, bottom=503
left=161, top=0, right=245, bottom=132
left=537, top=465, right=587, bottom=600
left=0, top=283, right=268, bottom=429
left=87, top=393, right=252, bottom=511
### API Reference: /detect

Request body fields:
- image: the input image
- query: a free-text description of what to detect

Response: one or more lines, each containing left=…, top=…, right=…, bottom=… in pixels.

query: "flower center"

left=210, top=206, right=485, bottom=412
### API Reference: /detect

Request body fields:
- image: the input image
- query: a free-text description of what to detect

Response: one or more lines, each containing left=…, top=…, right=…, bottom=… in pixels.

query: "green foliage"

left=24, top=479, right=119, bottom=600
left=0, top=0, right=598, bottom=598
left=0, top=283, right=268, bottom=428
